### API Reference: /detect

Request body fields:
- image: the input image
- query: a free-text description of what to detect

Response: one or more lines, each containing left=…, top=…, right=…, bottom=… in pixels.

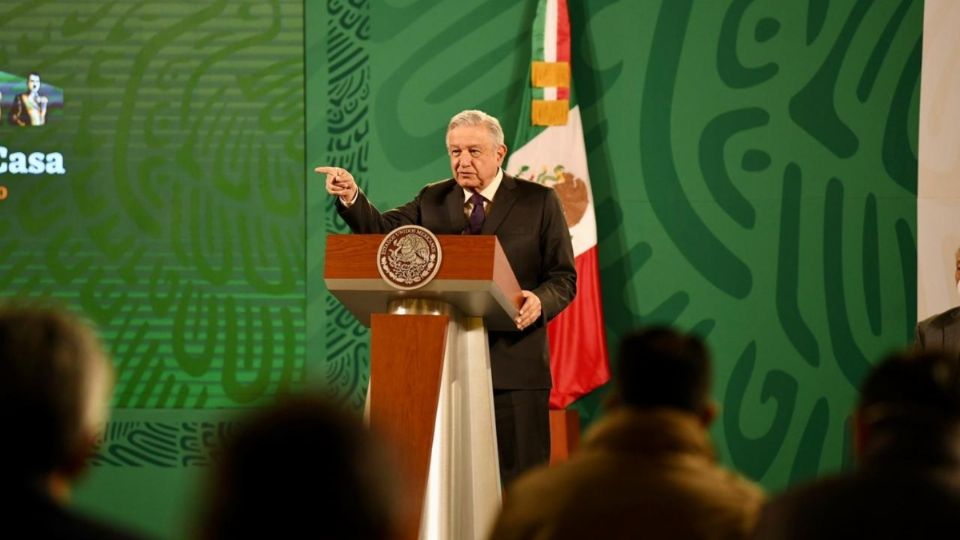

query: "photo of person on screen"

left=9, top=72, right=48, bottom=126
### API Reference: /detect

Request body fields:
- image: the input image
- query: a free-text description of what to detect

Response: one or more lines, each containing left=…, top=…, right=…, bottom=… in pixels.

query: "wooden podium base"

left=326, top=235, right=522, bottom=540
left=549, top=409, right=581, bottom=465
left=369, top=302, right=501, bottom=540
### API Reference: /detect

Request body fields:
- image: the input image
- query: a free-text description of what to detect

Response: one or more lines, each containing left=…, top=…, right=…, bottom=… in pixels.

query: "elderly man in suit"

left=915, top=245, right=960, bottom=357
left=316, top=109, right=576, bottom=485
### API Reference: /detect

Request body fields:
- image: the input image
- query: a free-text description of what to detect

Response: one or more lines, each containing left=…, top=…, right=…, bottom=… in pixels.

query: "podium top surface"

left=324, top=234, right=522, bottom=331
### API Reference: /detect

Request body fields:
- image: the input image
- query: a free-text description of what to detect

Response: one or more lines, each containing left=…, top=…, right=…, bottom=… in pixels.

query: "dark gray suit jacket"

left=914, top=306, right=960, bottom=357
left=337, top=173, right=577, bottom=389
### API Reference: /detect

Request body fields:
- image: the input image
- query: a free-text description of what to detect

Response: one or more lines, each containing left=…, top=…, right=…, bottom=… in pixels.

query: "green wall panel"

left=0, top=0, right=922, bottom=536
left=1, top=1, right=305, bottom=537
left=1, top=0, right=306, bottom=409
left=306, top=0, right=920, bottom=492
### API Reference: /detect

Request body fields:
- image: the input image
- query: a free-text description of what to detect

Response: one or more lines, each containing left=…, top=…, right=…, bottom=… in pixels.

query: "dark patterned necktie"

left=468, top=191, right=486, bottom=234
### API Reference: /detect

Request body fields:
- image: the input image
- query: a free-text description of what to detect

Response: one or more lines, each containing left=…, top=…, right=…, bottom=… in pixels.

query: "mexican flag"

left=505, top=0, right=610, bottom=409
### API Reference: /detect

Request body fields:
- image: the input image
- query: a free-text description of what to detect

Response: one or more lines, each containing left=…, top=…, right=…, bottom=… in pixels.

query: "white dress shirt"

left=463, top=168, right=504, bottom=218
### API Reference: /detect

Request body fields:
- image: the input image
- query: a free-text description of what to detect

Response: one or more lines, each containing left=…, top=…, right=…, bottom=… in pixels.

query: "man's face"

left=28, top=74, right=40, bottom=93
left=446, top=125, right=506, bottom=191
left=955, top=254, right=959, bottom=286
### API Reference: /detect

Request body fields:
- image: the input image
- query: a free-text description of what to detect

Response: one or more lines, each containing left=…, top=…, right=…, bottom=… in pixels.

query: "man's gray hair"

left=447, top=109, right=505, bottom=147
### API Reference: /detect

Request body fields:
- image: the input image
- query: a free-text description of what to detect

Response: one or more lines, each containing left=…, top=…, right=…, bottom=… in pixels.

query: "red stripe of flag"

left=556, top=0, right=570, bottom=100
left=547, top=245, right=610, bottom=409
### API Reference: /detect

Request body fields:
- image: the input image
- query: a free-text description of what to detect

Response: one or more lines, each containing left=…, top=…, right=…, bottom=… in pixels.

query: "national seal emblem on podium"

left=377, top=225, right=442, bottom=290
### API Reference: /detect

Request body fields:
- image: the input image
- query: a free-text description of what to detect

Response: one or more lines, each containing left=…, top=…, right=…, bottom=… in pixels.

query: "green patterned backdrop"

left=306, top=0, right=920, bottom=490
left=0, top=0, right=304, bottom=536
left=0, top=0, right=921, bottom=537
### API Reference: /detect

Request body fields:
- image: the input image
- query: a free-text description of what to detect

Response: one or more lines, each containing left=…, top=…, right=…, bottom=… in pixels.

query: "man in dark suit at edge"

left=915, top=245, right=960, bottom=357
left=316, top=109, right=577, bottom=485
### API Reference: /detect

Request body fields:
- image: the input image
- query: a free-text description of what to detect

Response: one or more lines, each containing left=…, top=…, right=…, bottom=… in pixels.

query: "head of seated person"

left=607, top=326, right=716, bottom=426
left=854, top=350, right=960, bottom=466
left=197, top=395, right=402, bottom=540
left=0, top=302, right=113, bottom=500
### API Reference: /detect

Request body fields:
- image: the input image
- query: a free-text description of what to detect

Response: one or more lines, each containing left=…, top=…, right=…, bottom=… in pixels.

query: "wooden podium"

left=325, top=234, right=522, bottom=540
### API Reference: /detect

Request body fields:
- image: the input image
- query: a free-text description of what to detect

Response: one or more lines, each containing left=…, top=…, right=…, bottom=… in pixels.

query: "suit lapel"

left=481, top=174, right=519, bottom=234
left=445, top=182, right=468, bottom=234
left=944, top=308, right=960, bottom=355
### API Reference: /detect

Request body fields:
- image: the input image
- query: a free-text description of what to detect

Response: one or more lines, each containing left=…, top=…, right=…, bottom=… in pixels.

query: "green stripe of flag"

left=531, top=0, right=547, bottom=63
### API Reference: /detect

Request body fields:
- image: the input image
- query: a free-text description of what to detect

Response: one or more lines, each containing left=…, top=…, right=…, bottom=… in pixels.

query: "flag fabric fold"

left=506, top=0, right=610, bottom=409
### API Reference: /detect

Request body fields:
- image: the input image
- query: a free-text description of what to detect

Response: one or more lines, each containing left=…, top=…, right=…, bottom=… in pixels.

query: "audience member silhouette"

left=490, top=326, right=765, bottom=540
left=0, top=303, right=143, bottom=539
left=752, top=350, right=960, bottom=539
left=197, top=395, right=402, bottom=540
